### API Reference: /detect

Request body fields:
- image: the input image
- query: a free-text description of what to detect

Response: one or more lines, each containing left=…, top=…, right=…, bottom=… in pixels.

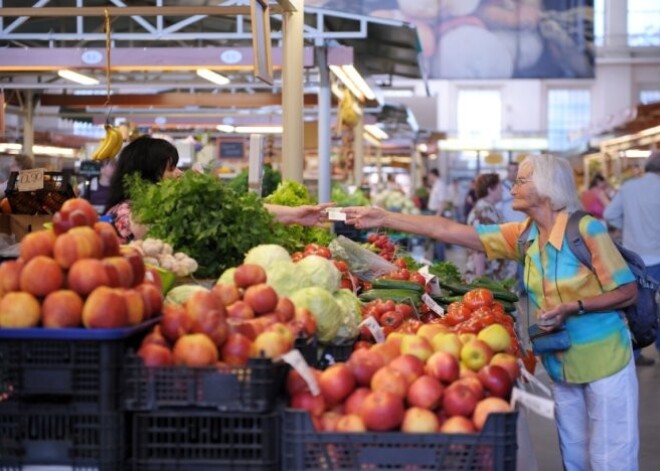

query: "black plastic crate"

left=6, top=171, right=76, bottom=215
left=0, top=404, right=124, bottom=471
left=124, top=352, right=286, bottom=413
left=281, top=409, right=518, bottom=471
left=129, top=409, right=279, bottom=470
left=333, top=221, right=364, bottom=242
left=316, top=342, right=355, bottom=369
left=0, top=321, right=155, bottom=412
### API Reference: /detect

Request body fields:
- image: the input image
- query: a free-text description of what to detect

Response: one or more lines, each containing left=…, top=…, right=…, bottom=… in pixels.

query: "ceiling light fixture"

left=196, top=68, right=230, bottom=86
left=216, top=124, right=236, bottom=133
left=329, top=65, right=377, bottom=102
left=57, top=69, right=99, bottom=86
left=365, top=124, right=389, bottom=140
left=363, top=132, right=381, bottom=147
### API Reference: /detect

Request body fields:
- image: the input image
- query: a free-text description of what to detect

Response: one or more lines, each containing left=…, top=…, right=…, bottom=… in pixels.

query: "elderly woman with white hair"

left=343, top=154, right=639, bottom=471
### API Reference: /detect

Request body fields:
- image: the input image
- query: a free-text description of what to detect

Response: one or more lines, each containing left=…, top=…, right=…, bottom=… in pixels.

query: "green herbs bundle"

left=128, top=171, right=282, bottom=279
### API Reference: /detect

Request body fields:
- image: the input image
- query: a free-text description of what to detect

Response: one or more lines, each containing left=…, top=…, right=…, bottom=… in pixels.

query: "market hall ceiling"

left=0, top=0, right=423, bottom=105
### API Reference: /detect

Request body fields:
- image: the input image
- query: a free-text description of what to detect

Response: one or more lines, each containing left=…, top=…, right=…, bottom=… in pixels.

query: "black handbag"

left=528, top=323, right=571, bottom=355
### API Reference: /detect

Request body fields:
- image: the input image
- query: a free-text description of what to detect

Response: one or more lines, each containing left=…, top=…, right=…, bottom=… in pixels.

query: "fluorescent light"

left=57, top=69, right=99, bottom=85
left=330, top=65, right=365, bottom=101
left=234, top=126, right=282, bottom=134
left=365, top=124, right=389, bottom=140
left=623, top=149, right=651, bottom=158
left=0, top=143, right=77, bottom=158
left=342, top=65, right=376, bottom=101
left=216, top=125, right=235, bottom=133
left=363, top=132, right=381, bottom=147
left=196, top=68, right=230, bottom=86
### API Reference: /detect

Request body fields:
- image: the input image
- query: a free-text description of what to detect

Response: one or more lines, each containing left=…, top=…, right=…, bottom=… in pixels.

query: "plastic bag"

left=329, top=236, right=397, bottom=282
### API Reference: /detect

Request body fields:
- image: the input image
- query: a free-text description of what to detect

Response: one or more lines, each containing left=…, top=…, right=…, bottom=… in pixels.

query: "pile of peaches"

left=137, top=262, right=318, bottom=369
left=0, top=198, right=163, bottom=330
left=287, top=321, right=518, bottom=434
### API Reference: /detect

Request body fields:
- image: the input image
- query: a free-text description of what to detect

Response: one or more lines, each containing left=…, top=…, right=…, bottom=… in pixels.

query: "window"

left=594, top=0, right=604, bottom=47
left=640, top=90, right=660, bottom=104
left=457, top=90, right=501, bottom=143
left=628, top=0, right=660, bottom=46
left=547, top=89, right=591, bottom=152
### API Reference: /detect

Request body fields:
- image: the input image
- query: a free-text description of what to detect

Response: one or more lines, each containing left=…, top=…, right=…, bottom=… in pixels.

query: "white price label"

left=16, top=168, right=45, bottom=192
left=511, top=387, right=555, bottom=419
left=359, top=316, right=385, bottom=343
left=326, top=208, right=346, bottom=221
left=280, top=349, right=319, bottom=396
left=422, top=293, right=445, bottom=316
left=418, top=265, right=435, bottom=284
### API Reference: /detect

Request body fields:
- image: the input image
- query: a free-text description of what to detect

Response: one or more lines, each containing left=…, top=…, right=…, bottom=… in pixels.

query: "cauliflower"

left=142, top=238, right=164, bottom=257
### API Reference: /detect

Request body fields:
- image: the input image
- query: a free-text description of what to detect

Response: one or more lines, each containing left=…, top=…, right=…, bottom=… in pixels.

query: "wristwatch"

left=577, top=300, right=586, bottom=315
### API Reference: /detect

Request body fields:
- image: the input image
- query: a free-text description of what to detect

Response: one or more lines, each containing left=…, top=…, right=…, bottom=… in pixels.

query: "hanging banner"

left=309, top=0, right=595, bottom=79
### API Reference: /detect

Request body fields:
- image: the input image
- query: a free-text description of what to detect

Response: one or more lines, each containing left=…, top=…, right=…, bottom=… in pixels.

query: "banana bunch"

left=91, top=124, right=124, bottom=161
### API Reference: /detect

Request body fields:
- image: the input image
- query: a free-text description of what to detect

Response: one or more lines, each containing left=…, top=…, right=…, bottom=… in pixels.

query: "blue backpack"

left=519, top=210, right=660, bottom=349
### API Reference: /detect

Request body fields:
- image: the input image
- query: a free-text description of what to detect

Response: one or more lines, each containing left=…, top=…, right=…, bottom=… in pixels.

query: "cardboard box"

left=0, top=214, right=53, bottom=242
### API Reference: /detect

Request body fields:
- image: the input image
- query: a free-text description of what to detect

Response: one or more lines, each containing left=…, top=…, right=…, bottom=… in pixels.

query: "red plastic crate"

left=281, top=409, right=518, bottom=471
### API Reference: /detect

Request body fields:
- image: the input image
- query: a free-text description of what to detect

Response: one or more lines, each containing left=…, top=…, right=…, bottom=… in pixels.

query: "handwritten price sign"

left=16, top=168, right=45, bottom=192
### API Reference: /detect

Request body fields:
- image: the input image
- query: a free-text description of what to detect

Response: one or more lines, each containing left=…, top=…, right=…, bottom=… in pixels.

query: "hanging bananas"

left=91, top=124, right=124, bottom=161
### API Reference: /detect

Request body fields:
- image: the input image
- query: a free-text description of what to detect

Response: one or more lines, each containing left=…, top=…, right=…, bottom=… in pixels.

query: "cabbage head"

left=217, top=267, right=236, bottom=285
left=266, top=260, right=310, bottom=298
left=296, top=255, right=341, bottom=293
left=291, top=287, right=342, bottom=343
left=244, top=244, right=291, bottom=271
left=332, top=289, right=362, bottom=344
left=164, top=284, right=209, bottom=306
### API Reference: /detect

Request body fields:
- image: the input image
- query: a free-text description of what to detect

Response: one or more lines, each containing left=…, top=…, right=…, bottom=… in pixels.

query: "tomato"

left=333, top=260, right=349, bottom=273
left=367, top=233, right=379, bottom=243
left=291, top=251, right=304, bottom=262
left=409, top=272, right=426, bottom=287
left=394, top=257, right=408, bottom=269
left=303, top=243, right=320, bottom=256
left=379, top=310, right=404, bottom=329
left=315, top=246, right=332, bottom=259
left=375, top=300, right=396, bottom=316
left=340, top=278, right=354, bottom=291
left=361, top=281, right=373, bottom=291
left=445, top=302, right=472, bottom=326
left=394, top=303, right=413, bottom=319
left=462, top=288, right=494, bottom=311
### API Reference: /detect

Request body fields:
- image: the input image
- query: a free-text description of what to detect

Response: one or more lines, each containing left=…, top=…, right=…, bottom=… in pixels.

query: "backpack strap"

left=516, top=219, right=534, bottom=262
left=565, top=210, right=593, bottom=270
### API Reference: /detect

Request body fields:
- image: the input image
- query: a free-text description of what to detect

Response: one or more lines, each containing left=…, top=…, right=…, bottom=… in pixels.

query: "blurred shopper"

left=581, top=172, right=611, bottom=220
left=344, top=154, right=639, bottom=471
left=427, top=168, right=449, bottom=261
left=83, top=159, right=117, bottom=211
left=498, top=161, right=526, bottom=222
left=463, top=178, right=477, bottom=220
left=463, top=173, right=517, bottom=283
left=604, top=151, right=660, bottom=367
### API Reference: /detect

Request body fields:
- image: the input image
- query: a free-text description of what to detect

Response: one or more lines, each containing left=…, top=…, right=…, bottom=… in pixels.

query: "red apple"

left=185, top=290, right=226, bottom=322
left=346, top=348, right=384, bottom=386
left=477, top=364, right=513, bottom=399
left=425, top=351, right=460, bottom=384
left=141, top=326, right=170, bottom=348
left=293, top=307, right=317, bottom=337
left=400, top=334, right=434, bottom=363
left=172, top=333, right=219, bottom=367
left=160, top=303, right=193, bottom=342
left=253, top=328, right=292, bottom=359
left=406, top=374, right=444, bottom=410
left=370, top=366, right=408, bottom=398
left=243, top=283, right=278, bottom=315
left=135, top=283, right=163, bottom=319
left=42, top=289, right=84, bottom=328
left=344, top=387, right=371, bottom=415
left=489, top=352, right=521, bottom=382
left=220, top=333, right=253, bottom=366
left=286, top=367, right=321, bottom=397
left=318, top=363, right=356, bottom=406
left=401, top=407, right=440, bottom=433
left=440, top=416, right=476, bottom=434
left=453, top=376, right=485, bottom=400
left=389, top=354, right=425, bottom=386
left=336, top=414, right=367, bottom=432
left=460, top=339, right=494, bottom=372
left=226, top=300, right=255, bottom=320
left=233, top=263, right=266, bottom=288
left=473, top=397, right=512, bottom=431
left=290, top=391, right=326, bottom=417
left=442, top=382, right=479, bottom=418
left=138, top=343, right=174, bottom=367
left=274, top=297, right=295, bottom=322
left=320, top=411, right=342, bottom=432
left=359, top=390, right=405, bottom=431
left=212, top=283, right=241, bottom=307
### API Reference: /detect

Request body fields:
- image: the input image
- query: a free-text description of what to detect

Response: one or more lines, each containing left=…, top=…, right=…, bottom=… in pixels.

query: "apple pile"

left=137, top=262, right=318, bottom=369
left=0, top=198, right=163, bottom=330
left=287, top=320, right=516, bottom=434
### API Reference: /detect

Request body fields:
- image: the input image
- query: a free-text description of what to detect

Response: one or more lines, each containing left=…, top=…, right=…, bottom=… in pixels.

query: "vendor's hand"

left=537, top=303, right=573, bottom=331
left=293, top=202, right=335, bottom=226
left=342, top=206, right=386, bottom=229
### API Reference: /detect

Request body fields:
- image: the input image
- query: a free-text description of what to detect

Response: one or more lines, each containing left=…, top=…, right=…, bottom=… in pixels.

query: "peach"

left=42, top=289, right=84, bottom=328
left=120, top=246, right=145, bottom=286
left=212, top=283, right=241, bottom=307
left=185, top=290, right=225, bottom=322
left=221, top=333, right=253, bottom=366
left=0, top=259, right=24, bottom=292
left=54, top=226, right=103, bottom=269
left=135, top=283, right=163, bottom=319
left=102, top=256, right=135, bottom=288
left=53, top=198, right=98, bottom=234
left=67, top=258, right=110, bottom=296
left=160, top=304, right=193, bottom=342
left=190, top=308, right=229, bottom=348
left=19, top=255, right=64, bottom=297
left=82, top=286, right=128, bottom=328
left=122, top=288, right=147, bottom=326
left=173, top=333, right=219, bottom=367
left=0, top=291, right=41, bottom=328
left=138, top=343, right=174, bottom=367
left=19, top=229, right=56, bottom=262
left=93, top=221, right=121, bottom=257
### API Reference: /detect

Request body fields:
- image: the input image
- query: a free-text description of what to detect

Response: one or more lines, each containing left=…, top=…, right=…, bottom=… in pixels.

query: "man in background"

left=499, top=161, right=527, bottom=223
left=427, top=168, right=449, bottom=261
left=604, top=151, right=660, bottom=366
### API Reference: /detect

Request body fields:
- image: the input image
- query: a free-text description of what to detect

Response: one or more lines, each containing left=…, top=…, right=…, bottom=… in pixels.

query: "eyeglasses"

left=513, top=177, right=532, bottom=187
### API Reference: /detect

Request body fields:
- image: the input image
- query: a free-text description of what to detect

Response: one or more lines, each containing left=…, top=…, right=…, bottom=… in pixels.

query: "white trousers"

left=553, top=356, right=639, bottom=471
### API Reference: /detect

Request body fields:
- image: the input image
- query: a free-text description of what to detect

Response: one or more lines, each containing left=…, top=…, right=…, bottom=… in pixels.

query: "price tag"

left=510, top=387, right=554, bottom=419
left=326, top=208, right=346, bottom=222
left=359, top=316, right=385, bottom=343
left=417, top=265, right=434, bottom=283
left=280, top=349, right=320, bottom=396
left=16, top=168, right=45, bottom=192
left=422, top=293, right=445, bottom=316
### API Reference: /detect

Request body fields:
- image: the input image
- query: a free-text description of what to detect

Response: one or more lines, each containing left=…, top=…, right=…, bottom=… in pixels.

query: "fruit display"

left=0, top=198, right=163, bottom=330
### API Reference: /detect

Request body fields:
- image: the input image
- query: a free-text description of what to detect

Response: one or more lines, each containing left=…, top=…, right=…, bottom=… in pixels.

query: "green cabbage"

left=291, top=287, right=342, bottom=343
left=266, top=260, right=309, bottom=298
left=164, top=284, right=209, bottom=306
left=296, top=255, right=341, bottom=293
left=217, top=267, right=237, bottom=285
left=244, top=244, right=291, bottom=271
left=332, top=289, right=362, bottom=344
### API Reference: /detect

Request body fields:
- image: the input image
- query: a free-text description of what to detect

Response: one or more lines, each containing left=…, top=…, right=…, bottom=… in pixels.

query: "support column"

left=352, top=112, right=364, bottom=187
left=316, top=46, right=331, bottom=203
left=604, top=0, right=627, bottom=49
left=22, top=91, right=35, bottom=158
left=281, top=0, right=304, bottom=182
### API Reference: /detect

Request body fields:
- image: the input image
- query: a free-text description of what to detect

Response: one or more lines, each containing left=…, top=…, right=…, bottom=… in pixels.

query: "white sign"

left=280, top=349, right=319, bottom=396
left=359, top=316, right=385, bottom=343
left=81, top=50, right=103, bottom=65
left=221, top=50, right=243, bottom=64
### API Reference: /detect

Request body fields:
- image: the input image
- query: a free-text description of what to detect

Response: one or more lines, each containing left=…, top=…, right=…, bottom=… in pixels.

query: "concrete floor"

left=442, top=245, right=660, bottom=471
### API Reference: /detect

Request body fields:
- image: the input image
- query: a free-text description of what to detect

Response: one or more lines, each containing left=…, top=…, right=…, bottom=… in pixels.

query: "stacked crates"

left=0, top=323, right=154, bottom=470
left=123, top=351, right=285, bottom=470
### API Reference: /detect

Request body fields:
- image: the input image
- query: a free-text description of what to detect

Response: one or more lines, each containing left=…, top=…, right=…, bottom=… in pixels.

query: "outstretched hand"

left=342, top=206, right=386, bottom=229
